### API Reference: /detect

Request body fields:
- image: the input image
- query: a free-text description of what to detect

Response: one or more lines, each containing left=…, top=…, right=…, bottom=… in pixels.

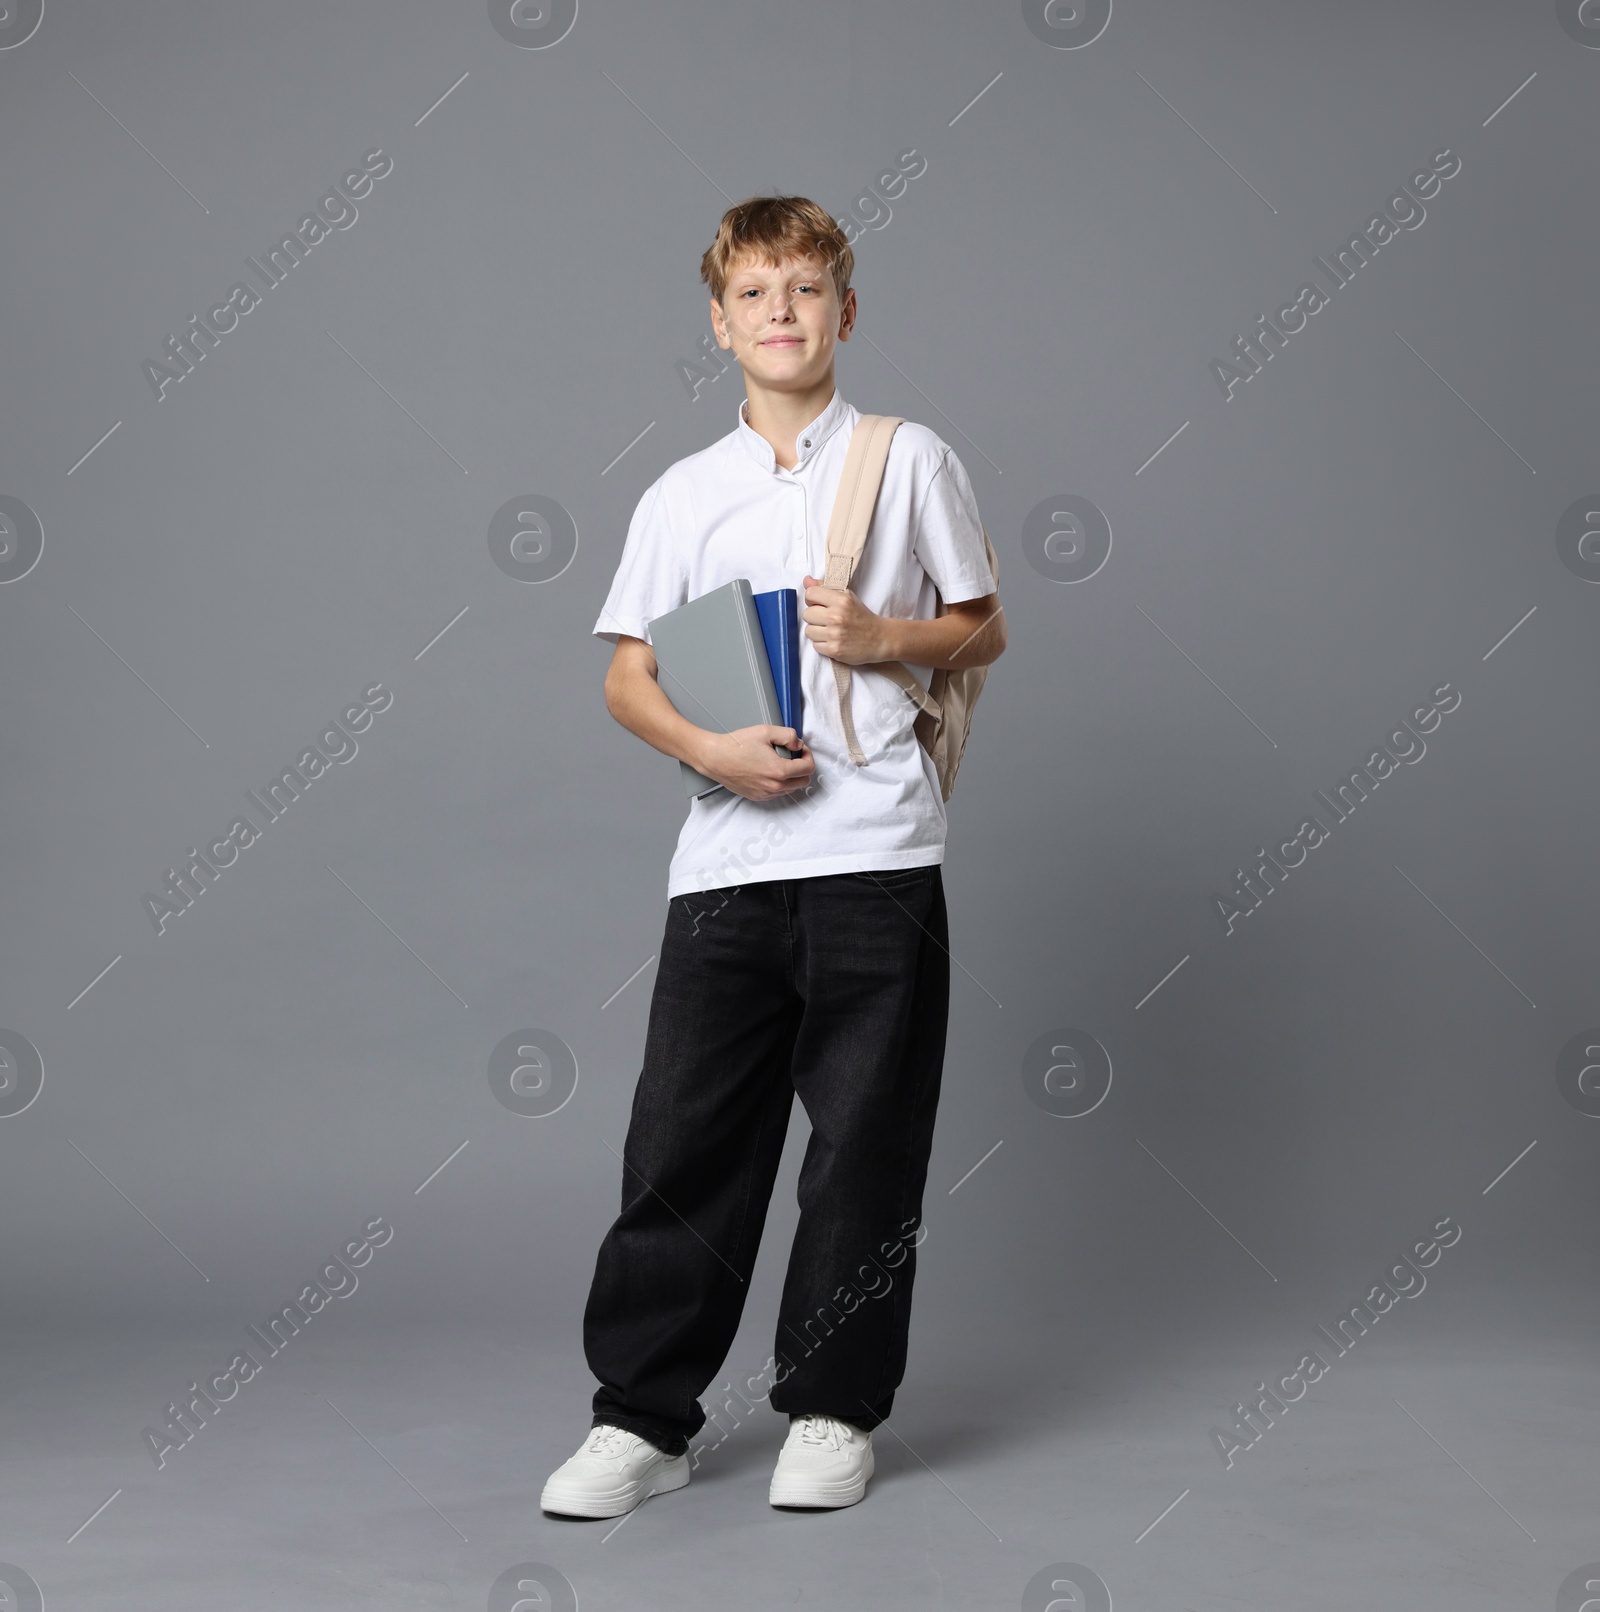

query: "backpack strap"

left=822, top=415, right=902, bottom=588
left=823, top=415, right=908, bottom=766
left=873, top=660, right=942, bottom=717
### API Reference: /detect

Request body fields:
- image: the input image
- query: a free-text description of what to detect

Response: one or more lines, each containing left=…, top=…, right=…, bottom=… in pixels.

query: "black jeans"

left=583, top=864, right=950, bottom=1457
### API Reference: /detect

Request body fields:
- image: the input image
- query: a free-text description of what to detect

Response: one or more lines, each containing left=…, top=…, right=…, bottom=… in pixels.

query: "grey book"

left=648, top=578, right=798, bottom=798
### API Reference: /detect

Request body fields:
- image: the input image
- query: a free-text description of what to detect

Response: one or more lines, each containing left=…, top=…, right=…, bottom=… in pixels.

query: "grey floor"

left=8, top=1272, right=1596, bottom=1609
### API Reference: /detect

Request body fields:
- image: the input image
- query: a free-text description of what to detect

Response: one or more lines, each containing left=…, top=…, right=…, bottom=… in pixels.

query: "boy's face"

left=710, top=251, right=855, bottom=394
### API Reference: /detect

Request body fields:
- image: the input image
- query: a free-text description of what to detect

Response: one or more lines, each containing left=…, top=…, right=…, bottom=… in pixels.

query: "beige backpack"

left=821, top=414, right=999, bottom=801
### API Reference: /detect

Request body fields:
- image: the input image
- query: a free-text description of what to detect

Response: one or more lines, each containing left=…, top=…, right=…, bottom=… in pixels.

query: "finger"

left=758, top=726, right=798, bottom=747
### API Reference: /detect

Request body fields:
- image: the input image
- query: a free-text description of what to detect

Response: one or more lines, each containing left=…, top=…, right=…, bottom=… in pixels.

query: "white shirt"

left=594, top=391, right=994, bottom=898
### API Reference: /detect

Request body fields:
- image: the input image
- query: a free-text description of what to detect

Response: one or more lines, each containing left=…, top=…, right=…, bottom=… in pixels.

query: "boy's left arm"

left=800, top=576, right=1007, bottom=671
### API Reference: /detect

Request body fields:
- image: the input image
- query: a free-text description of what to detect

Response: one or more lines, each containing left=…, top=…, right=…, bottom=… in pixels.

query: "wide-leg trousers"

left=582, top=864, right=950, bottom=1455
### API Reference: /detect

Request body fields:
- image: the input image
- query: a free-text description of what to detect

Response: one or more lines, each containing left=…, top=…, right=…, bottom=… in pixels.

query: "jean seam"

left=719, top=1018, right=791, bottom=1311
left=866, top=876, right=945, bottom=1420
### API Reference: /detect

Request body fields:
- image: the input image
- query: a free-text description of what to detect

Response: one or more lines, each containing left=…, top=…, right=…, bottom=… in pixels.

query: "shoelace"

left=584, top=1425, right=636, bottom=1456
left=794, top=1415, right=846, bottom=1449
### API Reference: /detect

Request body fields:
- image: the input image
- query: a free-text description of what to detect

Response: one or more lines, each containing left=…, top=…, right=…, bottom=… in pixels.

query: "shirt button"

left=802, top=437, right=811, bottom=448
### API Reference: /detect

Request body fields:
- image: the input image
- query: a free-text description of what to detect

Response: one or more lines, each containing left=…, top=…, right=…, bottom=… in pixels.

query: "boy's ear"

left=709, top=296, right=733, bottom=349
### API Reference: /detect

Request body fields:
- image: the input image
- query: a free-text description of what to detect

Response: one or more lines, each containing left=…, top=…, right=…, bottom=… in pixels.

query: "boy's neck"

left=741, top=371, right=837, bottom=470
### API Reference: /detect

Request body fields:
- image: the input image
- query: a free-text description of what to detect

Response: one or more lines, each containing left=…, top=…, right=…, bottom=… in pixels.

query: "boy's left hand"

left=801, top=575, right=890, bottom=665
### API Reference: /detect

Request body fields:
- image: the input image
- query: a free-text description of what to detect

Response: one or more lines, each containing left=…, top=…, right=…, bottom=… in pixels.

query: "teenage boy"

left=541, top=195, right=1006, bottom=1519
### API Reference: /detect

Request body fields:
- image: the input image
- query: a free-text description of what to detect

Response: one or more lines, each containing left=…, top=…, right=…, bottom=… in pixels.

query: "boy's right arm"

left=603, top=635, right=815, bottom=802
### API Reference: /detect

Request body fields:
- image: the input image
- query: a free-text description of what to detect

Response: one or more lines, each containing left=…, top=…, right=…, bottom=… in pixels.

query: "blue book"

left=753, top=588, right=803, bottom=747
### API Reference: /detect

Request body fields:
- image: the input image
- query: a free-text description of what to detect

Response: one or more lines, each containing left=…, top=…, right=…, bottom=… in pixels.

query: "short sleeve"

left=912, top=445, right=994, bottom=604
left=592, top=476, right=684, bottom=645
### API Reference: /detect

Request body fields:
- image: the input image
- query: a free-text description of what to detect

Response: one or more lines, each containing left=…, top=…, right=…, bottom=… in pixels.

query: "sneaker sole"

left=541, top=1453, right=690, bottom=1519
left=768, top=1446, right=874, bottom=1509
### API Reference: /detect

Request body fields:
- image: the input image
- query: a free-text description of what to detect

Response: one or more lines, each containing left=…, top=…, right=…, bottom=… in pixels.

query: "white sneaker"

left=768, top=1414, right=875, bottom=1508
left=539, top=1424, right=690, bottom=1519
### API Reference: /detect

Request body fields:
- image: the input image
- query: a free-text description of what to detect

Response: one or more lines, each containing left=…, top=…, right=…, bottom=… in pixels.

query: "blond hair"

left=700, top=195, right=854, bottom=304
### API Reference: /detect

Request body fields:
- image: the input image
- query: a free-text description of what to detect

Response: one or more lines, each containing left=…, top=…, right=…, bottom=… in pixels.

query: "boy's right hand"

left=695, top=726, right=814, bottom=801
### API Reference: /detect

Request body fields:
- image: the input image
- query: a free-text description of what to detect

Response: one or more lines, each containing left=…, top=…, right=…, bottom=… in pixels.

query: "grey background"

left=3, top=0, right=1599, bottom=1607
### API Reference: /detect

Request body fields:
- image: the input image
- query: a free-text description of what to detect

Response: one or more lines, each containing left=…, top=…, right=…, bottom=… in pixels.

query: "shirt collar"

left=736, top=390, right=854, bottom=473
